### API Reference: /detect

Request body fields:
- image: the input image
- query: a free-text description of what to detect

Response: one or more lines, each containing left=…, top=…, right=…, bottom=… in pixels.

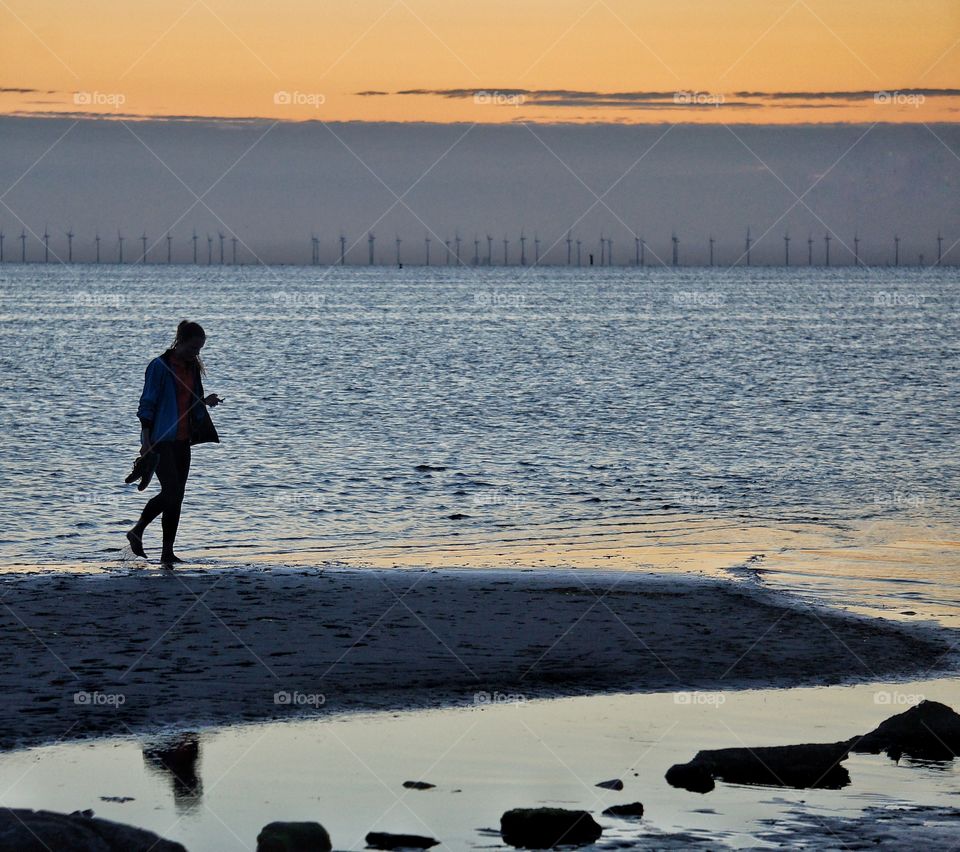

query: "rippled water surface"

left=1, top=264, right=957, bottom=565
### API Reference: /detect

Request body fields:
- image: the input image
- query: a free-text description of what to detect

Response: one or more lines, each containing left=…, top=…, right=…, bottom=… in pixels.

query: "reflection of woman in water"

left=127, top=320, right=222, bottom=566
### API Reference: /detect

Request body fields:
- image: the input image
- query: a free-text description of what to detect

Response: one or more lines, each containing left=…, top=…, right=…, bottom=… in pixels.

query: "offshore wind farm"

left=1, top=224, right=954, bottom=268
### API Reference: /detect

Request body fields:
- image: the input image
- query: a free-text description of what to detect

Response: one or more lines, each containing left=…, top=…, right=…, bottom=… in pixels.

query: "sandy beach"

left=0, top=565, right=951, bottom=751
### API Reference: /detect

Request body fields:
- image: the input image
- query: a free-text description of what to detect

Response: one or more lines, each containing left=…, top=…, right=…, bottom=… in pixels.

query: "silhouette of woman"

left=127, top=320, right=221, bottom=566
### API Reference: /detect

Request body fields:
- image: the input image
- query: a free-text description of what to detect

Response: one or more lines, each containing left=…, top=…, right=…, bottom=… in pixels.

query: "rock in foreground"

left=0, top=808, right=186, bottom=851
left=257, top=820, right=332, bottom=851
left=853, top=700, right=960, bottom=761
left=665, top=741, right=852, bottom=793
left=500, top=808, right=602, bottom=849
left=365, top=831, right=439, bottom=849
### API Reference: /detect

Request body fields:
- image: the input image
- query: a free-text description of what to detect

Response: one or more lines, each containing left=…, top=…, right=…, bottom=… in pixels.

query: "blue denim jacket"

left=137, top=352, right=219, bottom=445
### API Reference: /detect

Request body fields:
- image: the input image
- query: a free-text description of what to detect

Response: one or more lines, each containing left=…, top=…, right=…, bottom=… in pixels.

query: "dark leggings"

left=134, top=440, right=191, bottom=555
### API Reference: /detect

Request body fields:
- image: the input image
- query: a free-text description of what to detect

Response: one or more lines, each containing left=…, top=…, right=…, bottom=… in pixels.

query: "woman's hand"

left=204, top=393, right=223, bottom=407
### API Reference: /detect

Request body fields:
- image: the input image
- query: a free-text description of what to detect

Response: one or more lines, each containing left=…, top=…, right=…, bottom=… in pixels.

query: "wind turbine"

left=784, top=231, right=790, bottom=266
left=807, top=234, right=813, bottom=266
left=166, top=232, right=173, bottom=264
left=117, top=230, right=125, bottom=264
left=744, top=227, right=752, bottom=267
left=853, top=233, right=860, bottom=266
left=340, top=233, right=347, bottom=265
left=576, top=238, right=582, bottom=267
left=206, top=233, right=213, bottom=265
left=534, top=234, right=540, bottom=266
left=607, top=237, right=613, bottom=266
left=395, top=234, right=402, bottom=267
left=311, top=234, right=319, bottom=265
left=672, top=232, right=679, bottom=267
left=486, top=234, right=493, bottom=266
left=454, top=232, right=462, bottom=265
left=599, top=233, right=605, bottom=266
left=937, top=231, right=943, bottom=266
left=709, top=236, right=715, bottom=267
left=502, top=236, right=509, bottom=266
left=894, top=234, right=900, bottom=267
left=368, top=231, right=375, bottom=265
left=566, top=231, right=572, bottom=266
left=140, top=231, right=148, bottom=264
left=19, top=229, right=26, bottom=263
left=232, top=235, right=238, bottom=265
left=640, top=236, right=646, bottom=267
left=43, top=225, right=50, bottom=263
left=823, top=232, right=831, bottom=267
left=444, top=238, right=451, bottom=265
left=472, top=235, right=480, bottom=266
left=94, top=232, right=101, bottom=263
left=424, top=234, right=430, bottom=266
left=0, top=228, right=4, bottom=263
left=519, top=230, right=527, bottom=266
left=218, top=231, right=225, bottom=265
left=192, top=229, right=198, bottom=264
left=67, top=227, right=74, bottom=263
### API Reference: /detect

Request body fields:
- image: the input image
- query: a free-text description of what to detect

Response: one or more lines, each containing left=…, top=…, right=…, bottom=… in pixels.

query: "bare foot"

left=126, top=529, right=146, bottom=558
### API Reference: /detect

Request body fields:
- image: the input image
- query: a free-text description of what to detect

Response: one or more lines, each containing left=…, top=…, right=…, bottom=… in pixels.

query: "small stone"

left=365, top=831, right=439, bottom=849
left=257, top=820, right=332, bottom=852
left=602, top=802, right=644, bottom=818
left=595, top=778, right=623, bottom=791
left=402, top=780, right=435, bottom=790
left=500, top=807, right=602, bottom=848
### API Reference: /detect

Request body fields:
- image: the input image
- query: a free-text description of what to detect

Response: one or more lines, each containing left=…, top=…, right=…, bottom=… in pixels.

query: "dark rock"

left=0, top=808, right=186, bottom=851
left=256, top=821, right=331, bottom=851
left=853, top=700, right=960, bottom=761
left=447, top=513, right=468, bottom=520
left=665, top=741, right=851, bottom=793
left=500, top=808, right=602, bottom=848
left=602, top=802, right=644, bottom=818
left=365, top=831, right=439, bottom=849
left=595, top=778, right=623, bottom=790
left=402, top=780, right=435, bottom=790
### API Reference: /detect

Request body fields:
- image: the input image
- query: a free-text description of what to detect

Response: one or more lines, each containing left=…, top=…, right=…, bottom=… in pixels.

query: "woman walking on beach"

left=127, top=320, right=222, bottom=566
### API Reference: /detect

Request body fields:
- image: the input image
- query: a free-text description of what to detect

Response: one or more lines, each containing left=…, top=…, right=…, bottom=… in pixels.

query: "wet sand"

left=0, top=566, right=951, bottom=750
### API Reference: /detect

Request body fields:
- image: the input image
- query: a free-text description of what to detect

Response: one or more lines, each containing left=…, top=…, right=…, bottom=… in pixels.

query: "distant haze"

left=1, top=116, right=957, bottom=266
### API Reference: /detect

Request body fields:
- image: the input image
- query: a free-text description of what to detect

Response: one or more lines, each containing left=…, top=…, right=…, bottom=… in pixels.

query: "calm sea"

left=0, top=264, right=957, bottom=567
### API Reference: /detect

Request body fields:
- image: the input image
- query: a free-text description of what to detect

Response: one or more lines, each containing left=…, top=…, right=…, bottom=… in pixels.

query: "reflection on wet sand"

left=143, top=733, right=203, bottom=812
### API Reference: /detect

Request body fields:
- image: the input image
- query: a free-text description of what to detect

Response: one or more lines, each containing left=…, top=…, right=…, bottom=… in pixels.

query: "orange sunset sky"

left=2, top=0, right=959, bottom=123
